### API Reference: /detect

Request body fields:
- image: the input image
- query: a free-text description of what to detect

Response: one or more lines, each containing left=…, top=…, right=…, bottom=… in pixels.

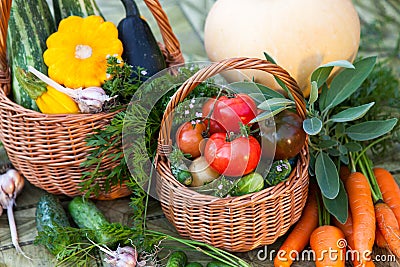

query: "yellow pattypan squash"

left=43, top=15, right=123, bottom=89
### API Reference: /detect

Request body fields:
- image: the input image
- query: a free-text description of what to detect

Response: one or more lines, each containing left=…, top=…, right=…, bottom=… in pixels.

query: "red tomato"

left=202, top=94, right=257, bottom=133
left=204, top=132, right=261, bottom=177
left=176, top=121, right=206, bottom=158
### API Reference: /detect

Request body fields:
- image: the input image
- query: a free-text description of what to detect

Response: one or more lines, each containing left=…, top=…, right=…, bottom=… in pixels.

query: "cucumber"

left=7, top=0, right=56, bottom=111
left=166, top=251, right=187, bottom=267
left=68, top=197, right=114, bottom=244
left=35, top=194, right=70, bottom=233
left=186, top=263, right=203, bottom=267
left=52, top=0, right=104, bottom=26
left=35, top=194, right=71, bottom=255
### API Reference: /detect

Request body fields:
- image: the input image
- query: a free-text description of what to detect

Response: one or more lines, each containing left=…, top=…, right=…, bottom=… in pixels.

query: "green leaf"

left=321, top=56, right=376, bottom=111
left=322, top=180, right=348, bottom=224
left=335, top=123, right=345, bottom=138
left=345, top=118, right=398, bottom=141
left=263, top=52, right=290, bottom=95
left=319, top=139, right=337, bottom=149
left=229, top=82, right=285, bottom=103
left=344, top=142, right=362, bottom=152
left=330, top=102, right=375, bottom=123
left=311, top=60, right=354, bottom=88
left=340, top=154, right=349, bottom=165
left=258, top=98, right=295, bottom=110
left=251, top=106, right=287, bottom=123
left=315, top=152, right=340, bottom=199
left=308, top=81, right=318, bottom=105
left=303, top=117, right=323, bottom=135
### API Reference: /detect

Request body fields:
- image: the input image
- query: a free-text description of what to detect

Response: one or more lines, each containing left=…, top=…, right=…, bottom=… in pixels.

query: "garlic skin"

left=75, top=87, right=115, bottom=113
left=104, top=246, right=138, bottom=267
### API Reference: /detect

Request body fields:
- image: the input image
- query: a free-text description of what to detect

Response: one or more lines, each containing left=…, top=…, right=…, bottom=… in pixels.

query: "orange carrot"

left=274, top=191, right=318, bottom=267
left=374, top=202, right=400, bottom=258
left=345, top=172, right=375, bottom=265
left=310, top=225, right=346, bottom=267
left=333, top=212, right=376, bottom=267
left=374, top=167, right=400, bottom=227
left=375, top=226, right=388, bottom=248
left=339, top=165, right=351, bottom=183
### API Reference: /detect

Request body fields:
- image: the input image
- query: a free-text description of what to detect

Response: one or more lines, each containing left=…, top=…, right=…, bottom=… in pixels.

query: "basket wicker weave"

left=156, top=57, right=309, bottom=252
left=0, top=0, right=183, bottom=200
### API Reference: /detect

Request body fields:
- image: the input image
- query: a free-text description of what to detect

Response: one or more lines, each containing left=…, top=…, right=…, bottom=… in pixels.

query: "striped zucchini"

left=53, top=0, right=104, bottom=26
left=7, top=0, right=56, bottom=111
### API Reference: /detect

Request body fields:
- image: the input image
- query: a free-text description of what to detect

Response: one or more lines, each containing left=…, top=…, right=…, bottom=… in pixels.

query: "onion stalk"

left=0, top=168, right=29, bottom=258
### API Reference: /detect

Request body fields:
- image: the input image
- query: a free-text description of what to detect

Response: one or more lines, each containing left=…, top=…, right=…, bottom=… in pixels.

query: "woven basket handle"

left=144, top=0, right=184, bottom=66
left=0, top=0, right=12, bottom=96
left=158, top=57, right=306, bottom=154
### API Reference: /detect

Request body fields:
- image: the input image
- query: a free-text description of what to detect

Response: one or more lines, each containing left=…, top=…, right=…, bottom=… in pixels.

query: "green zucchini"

left=166, top=251, right=188, bottom=267
left=35, top=194, right=70, bottom=233
left=7, top=0, right=56, bottom=111
left=68, top=197, right=114, bottom=244
left=52, top=0, right=104, bottom=26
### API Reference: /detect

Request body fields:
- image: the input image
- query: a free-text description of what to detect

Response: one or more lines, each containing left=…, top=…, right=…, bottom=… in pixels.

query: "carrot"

left=339, top=165, right=351, bottom=183
left=310, top=225, right=346, bottom=267
left=345, top=172, right=375, bottom=265
left=374, top=202, right=400, bottom=258
left=374, top=167, right=400, bottom=227
left=333, top=212, right=376, bottom=267
left=274, top=191, right=318, bottom=267
left=375, top=226, right=388, bottom=248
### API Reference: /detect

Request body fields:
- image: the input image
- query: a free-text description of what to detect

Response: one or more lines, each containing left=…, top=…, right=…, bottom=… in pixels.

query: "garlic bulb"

left=28, top=66, right=115, bottom=113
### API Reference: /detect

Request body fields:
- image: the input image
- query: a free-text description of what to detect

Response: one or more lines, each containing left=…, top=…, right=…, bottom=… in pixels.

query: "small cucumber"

left=35, top=194, right=70, bottom=232
left=206, top=261, right=231, bottom=267
left=68, top=197, right=114, bottom=244
left=166, top=251, right=187, bottom=267
left=186, top=263, right=203, bottom=267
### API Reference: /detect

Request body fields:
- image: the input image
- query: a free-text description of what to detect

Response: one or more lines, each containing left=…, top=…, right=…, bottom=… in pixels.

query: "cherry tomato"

left=261, top=110, right=306, bottom=160
left=204, top=132, right=261, bottom=177
left=176, top=121, right=206, bottom=158
left=202, top=94, right=257, bottom=133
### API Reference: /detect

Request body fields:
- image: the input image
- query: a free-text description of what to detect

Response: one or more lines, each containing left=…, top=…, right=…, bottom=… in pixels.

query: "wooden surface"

left=1, top=0, right=399, bottom=266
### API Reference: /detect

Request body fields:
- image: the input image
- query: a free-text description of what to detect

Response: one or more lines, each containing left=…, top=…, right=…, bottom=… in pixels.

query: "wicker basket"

left=156, top=57, right=309, bottom=252
left=0, top=0, right=183, bottom=200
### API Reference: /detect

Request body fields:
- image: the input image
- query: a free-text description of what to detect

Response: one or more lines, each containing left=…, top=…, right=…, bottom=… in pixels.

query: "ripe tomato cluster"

left=173, top=92, right=306, bottom=191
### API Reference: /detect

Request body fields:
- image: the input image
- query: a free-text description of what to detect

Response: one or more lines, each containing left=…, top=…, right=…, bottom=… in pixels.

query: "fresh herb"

left=264, top=159, right=292, bottom=186
left=342, top=59, right=399, bottom=156
left=253, top=55, right=398, bottom=223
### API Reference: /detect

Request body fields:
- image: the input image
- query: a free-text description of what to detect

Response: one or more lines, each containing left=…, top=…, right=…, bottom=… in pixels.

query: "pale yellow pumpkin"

left=204, top=0, right=360, bottom=97
left=43, top=15, right=123, bottom=89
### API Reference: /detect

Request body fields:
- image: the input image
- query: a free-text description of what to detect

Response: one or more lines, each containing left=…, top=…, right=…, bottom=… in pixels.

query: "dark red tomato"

left=202, top=97, right=226, bottom=134
left=204, top=132, right=261, bottom=177
left=262, top=110, right=306, bottom=160
left=176, top=121, right=206, bottom=158
left=202, top=94, right=257, bottom=133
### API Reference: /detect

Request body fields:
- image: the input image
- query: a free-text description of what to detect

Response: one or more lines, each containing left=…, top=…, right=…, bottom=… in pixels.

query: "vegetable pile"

left=168, top=87, right=304, bottom=197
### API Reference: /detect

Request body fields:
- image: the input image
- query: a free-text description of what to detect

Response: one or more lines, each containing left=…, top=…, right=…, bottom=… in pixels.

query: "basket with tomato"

left=155, top=57, right=310, bottom=252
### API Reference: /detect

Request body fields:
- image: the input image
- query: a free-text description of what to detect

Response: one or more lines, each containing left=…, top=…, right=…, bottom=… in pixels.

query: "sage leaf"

left=322, top=180, right=348, bottom=224
left=251, top=106, right=287, bottom=123
left=335, top=123, right=345, bottom=138
left=340, top=154, right=349, bottom=165
left=303, top=117, right=323, bottom=135
left=319, top=139, right=337, bottom=149
left=229, top=82, right=284, bottom=103
left=258, top=98, right=295, bottom=110
left=263, top=52, right=291, bottom=96
left=315, top=152, right=340, bottom=199
left=330, top=102, right=375, bottom=123
left=321, top=56, right=376, bottom=111
left=311, top=60, right=354, bottom=89
left=308, top=81, right=318, bottom=105
left=346, top=118, right=398, bottom=141
left=344, top=142, right=362, bottom=152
